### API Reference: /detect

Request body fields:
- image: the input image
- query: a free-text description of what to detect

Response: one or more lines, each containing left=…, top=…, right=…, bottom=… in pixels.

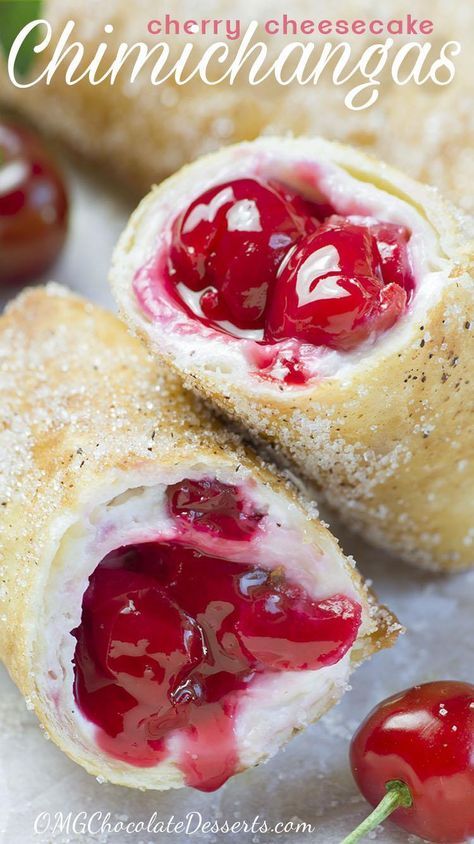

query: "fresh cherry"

left=265, top=223, right=407, bottom=350
left=343, top=681, right=474, bottom=843
left=169, top=178, right=321, bottom=330
left=0, top=121, right=68, bottom=285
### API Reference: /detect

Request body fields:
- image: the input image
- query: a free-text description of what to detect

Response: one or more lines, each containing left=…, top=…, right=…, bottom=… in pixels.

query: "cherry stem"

left=340, top=780, right=413, bottom=844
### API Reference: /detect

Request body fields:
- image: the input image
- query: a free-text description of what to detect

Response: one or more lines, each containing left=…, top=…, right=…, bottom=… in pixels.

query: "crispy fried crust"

left=111, top=136, right=474, bottom=571
left=0, top=0, right=472, bottom=213
left=0, top=285, right=395, bottom=788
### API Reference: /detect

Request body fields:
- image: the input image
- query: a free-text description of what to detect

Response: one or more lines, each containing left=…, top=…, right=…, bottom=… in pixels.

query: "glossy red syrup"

left=167, top=477, right=264, bottom=540
left=73, top=484, right=361, bottom=791
left=136, top=176, right=415, bottom=380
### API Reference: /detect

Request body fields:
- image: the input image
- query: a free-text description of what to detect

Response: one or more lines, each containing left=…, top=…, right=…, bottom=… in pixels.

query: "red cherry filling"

left=169, top=178, right=322, bottom=330
left=265, top=223, right=407, bottom=350
left=236, top=581, right=360, bottom=671
left=371, top=221, right=415, bottom=298
left=157, top=177, right=414, bottom=363
left=167, top=477, right=265, bottom=540
left=73, top=540, right=361, bottom=791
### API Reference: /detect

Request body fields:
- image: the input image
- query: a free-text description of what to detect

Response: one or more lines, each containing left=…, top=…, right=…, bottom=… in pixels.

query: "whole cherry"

left=167, top=176, right=414, bottom=352
left=343, top=681, right=474, bottom=843
left=0, top=120, right=68, bottom=285
left=169, top=178, right=321, bottom=331
left=265, top=222, right=407, bottom=350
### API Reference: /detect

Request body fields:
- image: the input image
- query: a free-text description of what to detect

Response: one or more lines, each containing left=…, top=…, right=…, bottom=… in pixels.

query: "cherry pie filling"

left=134, top=175, right=414, bottom=384
left=72, top=479, right=361, bottom=791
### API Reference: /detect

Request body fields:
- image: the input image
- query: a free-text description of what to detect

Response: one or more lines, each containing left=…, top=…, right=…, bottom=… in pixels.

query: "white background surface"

left=0, top=155, right=472, bottom=844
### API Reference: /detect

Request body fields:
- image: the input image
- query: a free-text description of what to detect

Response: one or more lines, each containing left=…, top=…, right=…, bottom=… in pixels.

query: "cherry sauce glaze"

left=72, top=479, right=361, bottom=791
left=134, top=176, right=414, bottom=385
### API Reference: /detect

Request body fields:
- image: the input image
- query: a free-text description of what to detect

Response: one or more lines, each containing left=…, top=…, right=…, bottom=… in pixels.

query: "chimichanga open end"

left=111, top=136, right=474, bottom=571
left=0, top=285, right=397, bottom=792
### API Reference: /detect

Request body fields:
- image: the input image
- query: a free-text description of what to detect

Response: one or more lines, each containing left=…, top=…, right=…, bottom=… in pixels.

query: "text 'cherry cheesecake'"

left=111, top=137, right=474, bottom=571
left=0, top=285, right=396, bottom=792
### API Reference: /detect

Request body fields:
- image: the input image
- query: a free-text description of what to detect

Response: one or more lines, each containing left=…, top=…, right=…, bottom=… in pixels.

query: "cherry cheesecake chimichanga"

left=111, top=136, right=474, bottom=571
left=0, top=285, right=395, bottom=792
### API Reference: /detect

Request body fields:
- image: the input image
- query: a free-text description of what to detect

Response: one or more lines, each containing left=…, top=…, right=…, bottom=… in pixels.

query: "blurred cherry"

left=0, top=120, right=68, bottom=285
